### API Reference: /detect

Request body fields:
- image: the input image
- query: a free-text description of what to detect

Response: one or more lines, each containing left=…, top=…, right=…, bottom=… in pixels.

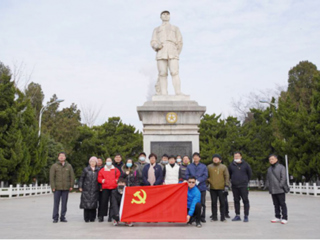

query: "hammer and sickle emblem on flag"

left=131, top=189, right=147, bottom=204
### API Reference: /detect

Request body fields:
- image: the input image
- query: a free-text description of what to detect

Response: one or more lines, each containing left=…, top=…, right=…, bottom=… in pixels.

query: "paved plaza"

left=0, top=191, right=319, bottom=239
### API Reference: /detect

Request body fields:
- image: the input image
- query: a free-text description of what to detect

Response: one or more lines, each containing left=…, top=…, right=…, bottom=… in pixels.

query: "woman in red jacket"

left=97, top=157, right=120, bottom=222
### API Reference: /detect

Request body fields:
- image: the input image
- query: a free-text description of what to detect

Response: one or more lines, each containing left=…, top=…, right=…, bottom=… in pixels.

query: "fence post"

left=9, top=185, right=12, bottom=198
left=23, top=184, right=27, bottom=197
left=299, top=182, right=302, bottom=194
left=0, top=181, right=4, bottom=188
left=293, top=183, right=296, bottom=194
left=40, top=184, right=43, bottom=195
left=17, top=184, right=20, bottom=198
left=313, top=183, right=317, bottom=196
left=306, top=183, right=309, bottom=196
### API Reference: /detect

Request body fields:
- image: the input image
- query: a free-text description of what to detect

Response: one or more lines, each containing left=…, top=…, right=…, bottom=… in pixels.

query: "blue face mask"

left=139, top=157, right=145, bottom=161
left=106, top=162, right=112, bottom=166
left=126, top=163, right=133, bottom=168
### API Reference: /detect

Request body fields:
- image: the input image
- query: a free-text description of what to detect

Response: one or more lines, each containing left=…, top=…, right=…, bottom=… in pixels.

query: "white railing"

left=290, top=183, right=320, bottom=196
left=0, top=184, right=52, bottom=198
left=249, top=180, right=264, bottom=188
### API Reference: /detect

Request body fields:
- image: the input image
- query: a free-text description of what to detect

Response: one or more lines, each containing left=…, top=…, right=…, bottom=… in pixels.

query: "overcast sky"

left=1, top=0, right=320, bottom=130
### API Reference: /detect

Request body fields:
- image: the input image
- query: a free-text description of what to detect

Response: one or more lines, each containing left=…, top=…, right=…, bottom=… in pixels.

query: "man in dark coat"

left=228, top=151, right=252, bottom=222
left=79, top=157, right=100, bottom=222
left=186, top=152, right=208, bottom=223
left=114, top=154, right=124, bottom=175
left=264, top=154, right=288, bottom=224
left=136, top=152, right=148, bottom=186
left=50, top=152, right=75, bottom=223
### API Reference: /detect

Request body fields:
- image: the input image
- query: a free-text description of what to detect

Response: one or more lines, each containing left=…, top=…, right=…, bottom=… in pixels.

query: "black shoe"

left=90, top=219, right=95, bottom=222
left=200, top=218, right=206, bottom=223
left=53, top=220, right=58, bottom=223
left=210, top=218, right=218, bottom=222
left=225, top=214, right=230, bottom=218
left=98, top=217, right=104, bottom=222
left=85, top=220, right=89, bottom=223
left=107, top=218, right=112, bottom=222
left=60, top=219, right=67, bottom=223
left=196, top=222, right=202, bottom=228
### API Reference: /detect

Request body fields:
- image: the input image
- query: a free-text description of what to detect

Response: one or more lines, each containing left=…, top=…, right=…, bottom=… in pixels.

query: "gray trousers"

left=52, top=190, right=69, bottom=221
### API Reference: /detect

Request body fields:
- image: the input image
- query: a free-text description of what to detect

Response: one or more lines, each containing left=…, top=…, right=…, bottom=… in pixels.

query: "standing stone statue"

left=151, top=10, right=184, bottom=95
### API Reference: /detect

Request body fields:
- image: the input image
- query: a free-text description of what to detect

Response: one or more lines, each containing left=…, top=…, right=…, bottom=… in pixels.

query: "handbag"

left=270, top=167, right=290, bottom=193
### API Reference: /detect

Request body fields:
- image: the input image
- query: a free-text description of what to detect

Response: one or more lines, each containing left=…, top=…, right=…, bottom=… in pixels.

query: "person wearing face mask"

left=142, top=153, right=163, bottom=186
left=136, top=152, right=147, bottom=186
left=97, top=158, right=121, bottom=222
left=186, top=152, right=208, bottom=223
left=121, top=158, right=139, bottom=186
left=176, top=155, right=182, bottom=165
left=179, top=155, right=190, bottom=183
left=163, top=155, right=180, bottom=184
left=159, top=154, right=169, bottom=172
left=110, top=178, right=133, bottom=227
left=207, top=154, right=230, bottom=222
left=79, top=156, right=100, bottom=222
left=228, top=151, right=252, bottom=222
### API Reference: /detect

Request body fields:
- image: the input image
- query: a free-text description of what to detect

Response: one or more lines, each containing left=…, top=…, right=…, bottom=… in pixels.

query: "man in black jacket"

left=111, top=178, right=133, bottom=227
left=228, top=151, right=252, bottom=222
left=114, top=154, right=124, bottom=175
left=264, top=154, right=288, bottom=224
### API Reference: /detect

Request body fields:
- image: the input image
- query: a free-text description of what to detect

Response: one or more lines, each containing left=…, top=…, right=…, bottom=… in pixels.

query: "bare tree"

left=231, top=85, right=286, bottom=122
left=80, top=103, right=103, bottom=127
left=11, top=61, right=35, bottom=90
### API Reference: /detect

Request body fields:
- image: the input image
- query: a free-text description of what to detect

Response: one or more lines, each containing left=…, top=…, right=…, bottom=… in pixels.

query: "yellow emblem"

left=166, top=112, right=178, bottom=124
left=131, top=189, right=147, bottom=204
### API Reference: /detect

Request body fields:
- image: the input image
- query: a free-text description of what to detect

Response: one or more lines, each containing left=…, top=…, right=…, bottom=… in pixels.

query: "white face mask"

left=177, top=158, right=182, bottom=163
left=139, top=157, right=146, bottom=162
left=234, top=159, right=241, bottom=163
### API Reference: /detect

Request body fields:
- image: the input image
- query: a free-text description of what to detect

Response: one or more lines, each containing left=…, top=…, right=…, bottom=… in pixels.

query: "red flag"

left=120, top=183, right=188, bottom=222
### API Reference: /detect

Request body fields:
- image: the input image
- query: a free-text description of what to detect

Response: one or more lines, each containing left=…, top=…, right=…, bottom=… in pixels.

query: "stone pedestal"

left=137, top=95, right=206, bottom=162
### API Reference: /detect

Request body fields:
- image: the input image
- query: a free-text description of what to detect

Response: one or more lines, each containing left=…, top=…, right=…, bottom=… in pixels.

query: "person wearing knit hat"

left=207, top=154, right=230, bottom=222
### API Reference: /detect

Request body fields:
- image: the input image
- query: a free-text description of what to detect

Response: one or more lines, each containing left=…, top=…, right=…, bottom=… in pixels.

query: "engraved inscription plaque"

left=151, top=141, right=192, bottom=162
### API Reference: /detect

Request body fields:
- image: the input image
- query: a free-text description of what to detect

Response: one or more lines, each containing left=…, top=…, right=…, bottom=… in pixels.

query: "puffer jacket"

left=265, top=162, right=287, bottom=194
left=79, top=166, right=99, bottom=209
left=98, top=165, right=120, bottom=189
left=50, top=161, right=75, bottom=190
left=121, top=163, right=139, bottom=186
left=187, top=186, right=201, bottom=217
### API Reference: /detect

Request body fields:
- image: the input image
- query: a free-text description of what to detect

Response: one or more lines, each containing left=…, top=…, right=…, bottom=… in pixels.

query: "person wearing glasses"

left=187, top=177, right=202, bottom=228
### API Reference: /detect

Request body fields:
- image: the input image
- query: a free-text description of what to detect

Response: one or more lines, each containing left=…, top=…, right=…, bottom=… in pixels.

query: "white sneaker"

left=113, top=220, right=118, bottom=226
left=126, top=222, right=133, bottom=227
left=271, top=218, right=281, bottom=223
left=281, top=219, right=288, bottom=224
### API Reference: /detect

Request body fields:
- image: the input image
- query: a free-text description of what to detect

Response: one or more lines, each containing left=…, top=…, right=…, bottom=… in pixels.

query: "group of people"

left=49, top=151, right=289, bottom=227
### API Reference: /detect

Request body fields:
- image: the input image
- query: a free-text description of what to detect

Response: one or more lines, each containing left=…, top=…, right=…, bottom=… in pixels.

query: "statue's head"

left=160, top=10, right=170, bottom=21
